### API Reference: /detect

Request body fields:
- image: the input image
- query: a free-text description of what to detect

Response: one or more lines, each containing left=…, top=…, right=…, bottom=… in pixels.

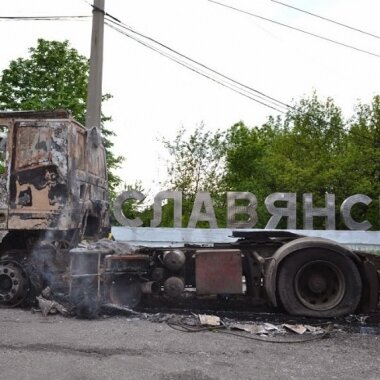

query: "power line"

left=85, top=0, right=291, bottom=112
left=106, top=18, right=377, bottom=145
left=0, top=4, right=374, bottom=145
left=105, top=21, right=287, bottom=113
left=91, top=3, right=375, bottom=145
left=208, top=0, right=380, bottom=59
left=271, top=0, right=380, bottom=41
left=105, top=17, right=290, bottom=112
left=104, top=14, right=375, bottom=145
left=0, top=16, right=90, bottom=21
left=97, top=2, right=376, bottom=132
left=82, top=0, right=123, bottom=23
left=0, top=2, right=289, bottom=113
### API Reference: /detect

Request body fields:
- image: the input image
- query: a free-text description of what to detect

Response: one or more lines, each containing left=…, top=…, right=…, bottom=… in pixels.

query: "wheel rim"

left=0, top=261, right=29, bottom=307
left=294, top=260, right=346, bottom=311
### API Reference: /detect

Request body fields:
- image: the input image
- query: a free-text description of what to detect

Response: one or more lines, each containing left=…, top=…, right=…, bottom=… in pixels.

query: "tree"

left=223, top=120, right=279, bottom=227
left=337, top=95, right=380, bottom=229
left=268, top=94, right=346, bottom=193
left=223, top=94, right=348, bottom=228
left=266, top=95, right=347, bottom=228
left=0, top=39, right=123, bottom=197
left=161, top=123, right=227, bottom=227
left=159, top=93, right=379, bottom=230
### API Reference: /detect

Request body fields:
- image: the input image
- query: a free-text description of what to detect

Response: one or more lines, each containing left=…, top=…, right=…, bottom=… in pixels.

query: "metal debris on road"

left=166, top=314, right=334, bottom=343
left=230, top=323, right=268, bottom=335
left=101, top=303, right=142, bottom=317
left=198, top=314, right=221, bottom=326
left=36, top=296, right=68, bottom=317
left=283, top=324, right=307, bottom=335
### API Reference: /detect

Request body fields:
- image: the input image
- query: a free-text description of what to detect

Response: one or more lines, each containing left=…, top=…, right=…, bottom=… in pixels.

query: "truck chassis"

left=69, top=230, right=379, bottom=319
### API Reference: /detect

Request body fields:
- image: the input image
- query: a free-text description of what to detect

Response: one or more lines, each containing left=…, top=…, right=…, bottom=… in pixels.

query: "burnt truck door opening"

left=8, top=120, right=69, bottom=229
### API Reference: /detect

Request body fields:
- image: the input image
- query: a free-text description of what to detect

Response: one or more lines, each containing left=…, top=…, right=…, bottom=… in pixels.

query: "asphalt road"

left=0, top=308, right=379, bottom=380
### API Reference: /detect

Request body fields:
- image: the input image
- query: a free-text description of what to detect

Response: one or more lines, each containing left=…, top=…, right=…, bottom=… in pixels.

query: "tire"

left=0, top=253, right=30, bottom=307
left=0, top=251, right=44, bottom=307
left=277, top=248, right=362, bottom=318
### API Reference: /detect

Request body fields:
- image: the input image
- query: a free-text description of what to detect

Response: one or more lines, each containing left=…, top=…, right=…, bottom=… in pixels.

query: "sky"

left=1, top=0, right=380, bottom=198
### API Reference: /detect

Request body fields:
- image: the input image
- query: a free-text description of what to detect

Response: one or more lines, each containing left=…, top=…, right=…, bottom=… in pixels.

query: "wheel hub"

left=295, top=260, right=346, bottom=311
left=308, top=274, right=327, bottom=294
left=0, top=274, right=13, bottom=293
left=0, top=261, right=29, bottom=307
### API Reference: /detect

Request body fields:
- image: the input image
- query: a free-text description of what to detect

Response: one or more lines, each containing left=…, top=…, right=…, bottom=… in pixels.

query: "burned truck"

left=0, top=110, right=109, bottom=307
left=0, top=110, right=378, bottom=318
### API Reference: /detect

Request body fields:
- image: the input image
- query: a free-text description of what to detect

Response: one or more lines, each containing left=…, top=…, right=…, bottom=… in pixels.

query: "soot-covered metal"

left=0, top=110, right=110, bottom=308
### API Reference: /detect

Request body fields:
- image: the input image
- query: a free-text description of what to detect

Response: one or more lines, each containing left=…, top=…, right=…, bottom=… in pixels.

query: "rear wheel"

left=0, top=257, right=29, bottom=307
left=277, top=248, right=362, bottom=318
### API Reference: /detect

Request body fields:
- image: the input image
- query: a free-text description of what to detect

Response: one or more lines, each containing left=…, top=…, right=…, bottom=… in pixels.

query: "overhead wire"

left=114, top=22, right=376, bottom=145
left=105, top=21, right=287, bottom=114
left=85, top=1, right=291, bottom=113
left=105, top=18, right=292, bottom=112
left=81, top=0, right=123, bottom=24
left=0, top=16, right=90, bottom=21
left=101, top=7, right=375, bottom=144
left=0, top=3, right=288, bottom=113
left=11, top=2, right=369, bottom=144
left=270, top=0, right=380, bottom=41
left=208, top=0, right=380, bottom=59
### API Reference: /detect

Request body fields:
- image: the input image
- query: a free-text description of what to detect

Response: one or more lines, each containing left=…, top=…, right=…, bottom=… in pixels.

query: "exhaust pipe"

left=141, top=281, right=160, bottom=294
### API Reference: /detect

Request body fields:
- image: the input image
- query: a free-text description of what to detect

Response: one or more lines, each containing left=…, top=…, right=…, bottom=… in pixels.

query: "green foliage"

left=264, top=94, right=347, bottom=228
left=161, top=123, right=227, bottom=227
left=0, top=39, right=123, bottom=197
left=224, top=121, right=279, bottom=227
left=337, top=96, right=380, bottom=229
left=162, top=123, right=226, bottom=196
left=160, top=93, right=380, bottom=230
left=223, top=94, right=380, bottom=230
left=268, top=95, right=346, bottom=194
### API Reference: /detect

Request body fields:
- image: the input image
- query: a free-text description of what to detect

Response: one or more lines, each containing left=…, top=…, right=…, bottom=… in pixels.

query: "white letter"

left=150, top=191, right=182, bottom=227
left=340, top=194, right=372, bottom=230
left=227, top=192, right=257, bottom=228
left=265, top=193, right=296, bottom=229
left=188, top=192, right=217, bottom=228
left=303, top=193, right=335, bottom=230
left=113, top=190, right=145, bottom=227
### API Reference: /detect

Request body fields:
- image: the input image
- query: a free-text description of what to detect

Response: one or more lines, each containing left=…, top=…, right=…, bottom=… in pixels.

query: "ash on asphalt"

left=101, top=298, right=380, bottom=336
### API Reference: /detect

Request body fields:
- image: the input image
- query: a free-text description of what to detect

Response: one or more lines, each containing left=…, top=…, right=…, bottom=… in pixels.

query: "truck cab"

left=0, top=110, right=110, bottom=307
left=0, top=110, right=109, bottom=236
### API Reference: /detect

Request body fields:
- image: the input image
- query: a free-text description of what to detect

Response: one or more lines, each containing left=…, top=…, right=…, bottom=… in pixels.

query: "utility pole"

left=85, top=0, right=105, bottom=129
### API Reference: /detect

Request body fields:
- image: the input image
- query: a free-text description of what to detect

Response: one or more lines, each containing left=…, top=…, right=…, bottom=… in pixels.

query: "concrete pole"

left=85, top=0, right=105, bottom=129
